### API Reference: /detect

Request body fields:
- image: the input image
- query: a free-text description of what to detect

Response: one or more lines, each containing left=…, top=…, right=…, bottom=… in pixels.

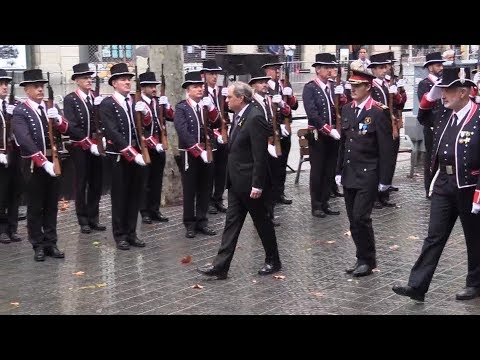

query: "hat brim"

left=436, top=79, right=476, bottom=88
left=19, top=79, right=48, bottom=87
left=423, top=60, right=445, bottom=68
left=367, top=61, right=391, bottom=68
left=262, top=62, right=284, bottom=69
left=0, top=76, right=12, bottom=82
left=182, top=80, right=204, bottom=89
left=312, top=61, right=338, bottom=67
left=200, top=67, right=223, bottom=73
left=108, top=72, right=134, bottom=86
left=71, top=71, right=95, bottom=80
left=248, top=76, right=271, bottom=84
left=140, top=81, right=161, bottom=86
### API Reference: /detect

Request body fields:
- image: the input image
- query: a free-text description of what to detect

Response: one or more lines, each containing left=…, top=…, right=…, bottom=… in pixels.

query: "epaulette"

left=373, top=101, right=389, bottom=110
left=306, top=80, right=315, bottom=85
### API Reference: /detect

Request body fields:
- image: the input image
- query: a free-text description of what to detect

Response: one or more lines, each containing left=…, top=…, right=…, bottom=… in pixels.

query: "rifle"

left=202, top=82, right=213, bottom=163
left=5, top=71, right=15, bottom=155
left=134, top=66, right=151, bottom=164
left=158, top=64, right=169, bottom=150
left=388, top=64, right=399, bottom=139
left=270, top=95, right=282, bottom=157
left=334, top=65, right=342, bottom=132
left=218, top=72, right=228, bottom=144
left=93, top=65, right=106, bottom=156
left=397, top=61, right=405, bottom=129
left=46, top=72, right=61, bottom=175
left=282, top=60, right=292, bottom=135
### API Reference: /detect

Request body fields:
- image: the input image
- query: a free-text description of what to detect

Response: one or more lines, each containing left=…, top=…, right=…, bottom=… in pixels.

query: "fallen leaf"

left=180, top=255, right=192, bottom=264
left=73, top=271, right=85, bottom=276
left=347, top=279, right=353, bottom=282
left=389, top=245, right=400, bottom=250
left=10, top=302, right=20, bottom=307
left=273, top=275, right=286, bottom=280
left=311, top=292, right=323, bottom=297
left=92, top=241, right=100, bottom=246
left=389, top=236, right=395, bottom=239
left=344, top=230, right=351, bottom=237
left=306, top=248, right=311, bottom=251
left=96, top=283, right=107, bottom=288
left=407, top=235, right=419, bottom=240
left=252, top=280, right=257, bottom=283
left=79, top=285, right=96, bottom=290
left=372, top=268, right=381, bottom=273
left=191, top=284, right=204, bottom=289
left=326, top=240, right=335, bottom=244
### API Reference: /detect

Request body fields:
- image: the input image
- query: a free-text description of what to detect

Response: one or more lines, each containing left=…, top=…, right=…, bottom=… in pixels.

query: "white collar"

left=26, top=98, right=46, bottom=112
left=236, top=103, right=249, bottom=118
left=453, top=100, right=473, bottom=125
left=353, top=96, right=370, bottom=111
left=141, top=93, right=152, bottom=104
left=77, top=89, right=91, bottom=101
left=113, top=91, right=130, bottom=104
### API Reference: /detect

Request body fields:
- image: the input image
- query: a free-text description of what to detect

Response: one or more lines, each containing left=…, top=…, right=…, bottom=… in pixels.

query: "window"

left=88, top=45, right=134, bottom=63
left=183, top=45, right=228, bottom=64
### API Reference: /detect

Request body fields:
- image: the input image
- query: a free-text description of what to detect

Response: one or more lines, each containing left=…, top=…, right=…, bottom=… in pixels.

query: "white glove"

left=47, top=107, right=62, bottom=124
left=475, top=96, right=480, bottom=104
left=135, top=102, right=148, bottom=115
left=102, top=137, right=107, bottom=149
left=0, top=153, right=7, bottom=165
left=426, top=82, right=442, bottom=102
left=216, top=134, right=224, bottom=145
left=94, top=96, right=104, bottom=106
left=280, top=124, right=289, bottom=137
left=221, top=87, right=228, bottom=97
left=271, top=94, right=285, bottom=108
left=6, top=104, right=15, bottom=115
left=335, top=175, right=342, bottom=186
left=344, top=82, right=352, bottom=90
left=159, top=96, right=169, bottom=106
left=201, top=96, right=214, bottom=110
left=155, top=143, right=164, bottom=153
left=378, top=184, right=390, bottom=192
left=388, top=85, right=398, bottom=94
left=334, top=85, right=344, bottom=95
left=134, top=154, right=146, bottom=166
left=267, top=144, right=278, bottom=158
left=90, top=144, right=100, bottom=156
left=329, top=129, right=341, bottom=140
left=200, top=150, right=209, bottom=163
left=396, top=79, right=405, bottom=88
left=472, top=203, right=480, bottom=214
left=42, top=161, right=56, bottom=177
left=282, top=87, right=293, bottom=96
left=473, top=72, right=480, bottom=85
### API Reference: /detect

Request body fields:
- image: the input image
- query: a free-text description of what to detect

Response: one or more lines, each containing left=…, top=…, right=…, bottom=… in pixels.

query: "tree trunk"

left=148, top=45, right=184, bottom=206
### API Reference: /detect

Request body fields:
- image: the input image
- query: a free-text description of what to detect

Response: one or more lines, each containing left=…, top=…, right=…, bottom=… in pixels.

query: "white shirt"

left=452, top=100, right=472, bottom=126
left=113, top=91, right=133, bottom=120
left=353, top=96, right=371, bottom=112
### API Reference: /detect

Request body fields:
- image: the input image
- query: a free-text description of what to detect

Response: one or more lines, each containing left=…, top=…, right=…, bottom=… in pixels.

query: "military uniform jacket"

left=206, top=85, right=228, bottom=129
left=63, top=89, right=97, bottom=142
left=267, top=80, right=296, bottom=127
left=0, top=99, right=20, bottom=152
left=139, top=94, right=174, bottom=149
left=302, top=78, right=336, bottom=132
left=417, top=75, right=442, bottom=128
left=336, top=97, right=395, bottom=189
left=425, top=101, right=480, bottom=198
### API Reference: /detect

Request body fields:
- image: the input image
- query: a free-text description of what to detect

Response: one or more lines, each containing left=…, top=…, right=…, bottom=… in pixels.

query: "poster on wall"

left=0, top=45, right=27, bottom=69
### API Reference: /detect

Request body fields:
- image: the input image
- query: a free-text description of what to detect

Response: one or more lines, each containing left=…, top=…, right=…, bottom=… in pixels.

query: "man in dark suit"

left=393, top=66, right=480, bottom=302
left=197, top=81, right=281, bottom=279
left=336, top=70, right=395, bottom=277
left=416, top=52, right=445, bottom=198
left=63, top=63, right=106, bottom=234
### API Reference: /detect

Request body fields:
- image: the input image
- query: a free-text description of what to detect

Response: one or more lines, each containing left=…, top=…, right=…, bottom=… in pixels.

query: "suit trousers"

left=423, top=126, right=434, bottom=195
left=212, top=187, right=280, bottom=273
left=211, top=143, right=228, bottom=203
left=110, top=155, right=145, bottom=244
left=70, top=147, right=103, bottom=226
left=278, top=135, right=291, bottom=196
left=344, top=185, right=377, bottom=267
left=0, top=147, right=24, bottom=234
left=140, top=148, right=165, bottom=217
left=408, top=186, right=480, bottom=293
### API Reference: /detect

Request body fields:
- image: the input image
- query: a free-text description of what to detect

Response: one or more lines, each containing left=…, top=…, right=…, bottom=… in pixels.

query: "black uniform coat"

left=417, top=75, right=442, bottom=128
left=63, top=89, right=97, bottom=141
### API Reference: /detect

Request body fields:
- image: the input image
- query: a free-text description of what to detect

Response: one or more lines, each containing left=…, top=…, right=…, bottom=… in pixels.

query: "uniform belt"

left=440, top=164, right=456, bottom=175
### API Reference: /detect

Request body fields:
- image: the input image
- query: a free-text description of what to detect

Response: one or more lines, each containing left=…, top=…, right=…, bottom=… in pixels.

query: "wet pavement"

left=1, top=120, right=479, bottom=315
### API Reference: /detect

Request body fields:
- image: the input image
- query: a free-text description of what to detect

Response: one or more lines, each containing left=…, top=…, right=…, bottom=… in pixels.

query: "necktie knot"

left=86, top=96, right=91, bottom=103
left=355, top=106, right=361, bottom=118
left=2, top=100, right=6, bottom=115
left=451, top=114, right=458, bottom=127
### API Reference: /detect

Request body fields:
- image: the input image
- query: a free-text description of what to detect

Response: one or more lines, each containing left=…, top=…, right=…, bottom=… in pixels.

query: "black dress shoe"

left=197, top=264, right=228, bottom=280
left=312, top=209, right=326, bottom=218
left=197, top=226, right=216, bottom=236
left=80, top=225, right=92, bottom=234
left=389, top=185, right=399, bottom=191
left=208, top=204, right=218, bottom=214
left=352, top=264, right=373, bottom=277
left=142, top=216, right=152, bottom=224
left=278, top=194, right=293, bottom=205
left=456, top=287, right=480, bottom=300
left=258, top=262, right=282, bottom=276
left=214, top=202, right=228, bottom=213
left=8, top=232, right=22, bottom=242
left=381, top=199, right=396, bottom=207
left=34, top=248, right=45, bottom=262
left=322, top=206, right=340, bottom=215
left=185, top=229, right=196, bottom=238
left=392, top=284, right=425, bottom=302
left=151, top=212, right=169, bottom=222
left=89, top=223, right=107, bottom=231
left=129, top=237, right=146, bottom=247
left=345, top=261, right=359, bottom=274
left=44, top=246, right=65, bottom=258
left=0, top=232, right=11, bottom=244
left=373, top=201, right=383, bottom=209
left=116, top=240, right=130, bottom=250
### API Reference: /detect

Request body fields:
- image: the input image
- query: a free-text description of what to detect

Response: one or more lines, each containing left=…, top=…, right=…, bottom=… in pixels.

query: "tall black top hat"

left=19, top=69, right=48, bottom=87
left=423, top=52, right=445, bottom=68
left=200, top=60, right=222, bottom=73
left=261, top=54, right=284, bottom=69
left=367, top=52, right=391, bottom=68
left=138, top=71, right=160, bottom=86
left=0, top=69, right=12, bottom=82
left=387, top=51, right=397, bottom=63
left=71, top=63, right=94, bottom=80
left=312, top=53, right=338, bottom=67
left=248, top=69, right=271, bottom=84
left=108, top=63, right=134, bottom=86
left=437, top=65, right=476, bottom=88
left=182, top=71, right=204, bottom=89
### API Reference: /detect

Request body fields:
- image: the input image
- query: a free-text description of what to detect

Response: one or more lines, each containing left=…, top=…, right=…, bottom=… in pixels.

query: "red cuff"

left=120, top=145, right=139, bottom=162
left=420, top=94, right=435, bottom=109
left=213, top=129, right=221, bottom=138
left=280, top=103, right=291, bottom=116
left=30, top=151, right=48, bottom=167
left=288, top=95, right=297, bottom=107
left=165, top=107, right=174, bottom=119
left=145, top=135, right=159, bottom=149
left=187, top=143, right=203, bottom=158
left=474, top=190, right=480, bottom=204
left=320, top=124, right=332, bottom=135
left=143, top=112, right=152, bottom=126
left=208, top=108, right=219, bottom=122
left=339, top=94, right=348, bottom=106
left=56, top=117, right=68, bottom=133
left=79, top=137, right=93, bottom=150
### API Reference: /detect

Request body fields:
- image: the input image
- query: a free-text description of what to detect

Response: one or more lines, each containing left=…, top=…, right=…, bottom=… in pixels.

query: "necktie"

left=212, top=89, right=218, bottom=108
left=195, top=104, right=202, bottom=123
left=264, top=98, right=273, bottom=121
left=125, top=97, right=133, bottom=122
left=37, top=105, right=50, bottom=145
left=451, top=114, right=458, bottom=127
left=150, top=97, right=157, bottom=118
left=325, top=85, right=333, bottom=104
left=355, top=106, right=361, bottom=119
left=85, top=95, right=93, bottom=114
left=231, top=114, right=240, bottom=138
left=2, top=100, right=6, bottom=116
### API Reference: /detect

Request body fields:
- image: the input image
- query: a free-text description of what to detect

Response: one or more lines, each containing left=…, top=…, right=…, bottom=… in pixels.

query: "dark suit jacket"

left=226, top=104, right=271, bottom=194
left=302, top=79, right=335, bottom=130
left=63, top=90, right=96, bottom=141
left=417, top=76, right=442, bottom=128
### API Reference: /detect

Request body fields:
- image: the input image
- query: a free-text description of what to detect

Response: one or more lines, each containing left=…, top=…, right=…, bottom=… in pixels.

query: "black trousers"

left=344, top=185, right=377, bottom=267
left=26, top=166, right=59, bottom=249
left=309, top=136, right=339, bottom=211
left=210, top=144, right=228, bottom=203
left=70, top=147, right=103, bottom=226
left=391, top=135, right=400, bottom=181
left=423, top=126, right=434, bottom=195
left=278, top=135, right=291, bottom=196
left=212, top=187, right=280, bottom=273
left=408, top=186, right=480, bottom=293
left=110, top=155, right=145, bottom=244
left=0, top=147, right=24, bottom=234
left=140, top=149, right=165, bottom=217
left=180, top=152, right=213, bottom=230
